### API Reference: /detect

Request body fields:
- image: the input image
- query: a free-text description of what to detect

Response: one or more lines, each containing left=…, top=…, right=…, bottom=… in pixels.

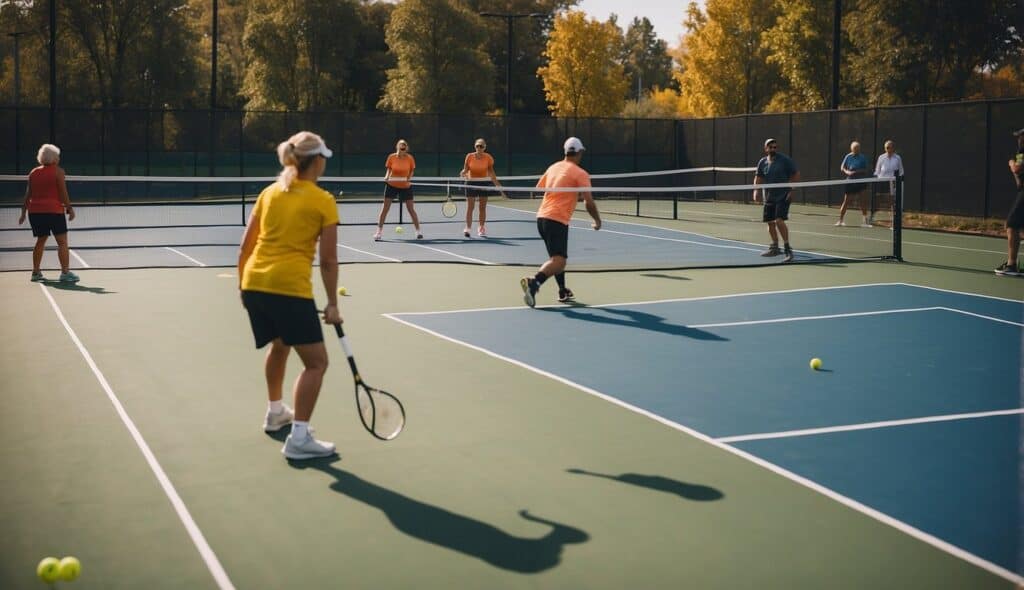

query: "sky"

left=577, top=0, right=704, bottom=48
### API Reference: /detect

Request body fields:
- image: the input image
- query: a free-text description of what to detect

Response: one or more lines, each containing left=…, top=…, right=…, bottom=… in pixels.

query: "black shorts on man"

left=1008, top=189, right=1024, bottom=229
left=241, top=290, right=324, bottom=348
left=384, top=184, right=414, bottom=201
left=28, top=213, right=68, bottom=237
left=762, top=198, right=791, bottom=222
left=537, top=217, right=569, bottom=258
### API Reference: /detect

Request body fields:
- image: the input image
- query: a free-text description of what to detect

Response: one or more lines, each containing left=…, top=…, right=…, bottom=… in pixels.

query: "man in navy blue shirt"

left=996, top=128, right=1024, bottom=276
left=753, top=138, right=801, bottom=262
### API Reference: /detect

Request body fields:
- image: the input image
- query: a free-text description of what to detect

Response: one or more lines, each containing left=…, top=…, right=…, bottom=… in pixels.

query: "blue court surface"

left=387, top=283, right=1024, bottom=580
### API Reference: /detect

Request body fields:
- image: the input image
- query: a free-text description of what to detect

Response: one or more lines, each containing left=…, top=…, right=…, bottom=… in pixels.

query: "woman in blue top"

left=835, top=141, right=872, bottom=227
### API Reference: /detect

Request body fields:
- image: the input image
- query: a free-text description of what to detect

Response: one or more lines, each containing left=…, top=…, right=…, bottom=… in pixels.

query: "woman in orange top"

left=375, top=139, right=422, bottom=240
left=458, top=138, right=504, bottom=237
left=18, top=144, right=79, bottom=283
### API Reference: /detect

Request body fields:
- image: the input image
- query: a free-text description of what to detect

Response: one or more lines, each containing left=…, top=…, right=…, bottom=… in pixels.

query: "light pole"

left=9, top=30, right=30, bottom=173
left=479, top=11, right=546, bottom=114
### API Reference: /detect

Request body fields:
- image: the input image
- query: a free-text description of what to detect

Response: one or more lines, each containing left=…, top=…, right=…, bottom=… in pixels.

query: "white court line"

left=495, top=204, right=848, bottom=260
left=39, top=285, right=235, bottom=590
left=338, top=243, right=402, bottom=262
left=938, top=306, right=1024, bottom=327
left=689, top=307, right=943, bottom=329
left=404, top=242, right=495, bottom=265
left=70, top=249, right=90, bottom=268
left=383, top=311, right=1023, bottom=585
left=717, top=408, right=1024, bottom=443
left=897, top=282, right=1024, bottom=304
left=164, top=247, right=208, bottom=267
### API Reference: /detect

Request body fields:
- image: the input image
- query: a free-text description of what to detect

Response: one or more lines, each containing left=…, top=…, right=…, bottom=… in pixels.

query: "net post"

left=893, top=173, right=903, bottom=261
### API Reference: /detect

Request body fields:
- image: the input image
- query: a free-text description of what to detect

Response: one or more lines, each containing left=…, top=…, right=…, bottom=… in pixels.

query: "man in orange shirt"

left=521, top=137, right=601, bottom=307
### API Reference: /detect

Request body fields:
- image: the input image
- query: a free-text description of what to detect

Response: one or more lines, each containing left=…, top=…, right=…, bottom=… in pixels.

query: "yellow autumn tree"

left=538, top=11, right=628, bottom=118
left=675, top=0, right=782, bottom=116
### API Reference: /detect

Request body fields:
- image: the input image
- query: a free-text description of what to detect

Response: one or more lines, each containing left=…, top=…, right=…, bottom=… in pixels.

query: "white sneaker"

left=282, top=429, right=336, bottom=460
left=477, top=226, right=487, bottom=237
left=373, top=228, right=383, bottom=241
left=861, top=222, right=873, bottom=228
left=834, top=220, right=846, bottom=227
left=262, top=404, right=294, bottom=432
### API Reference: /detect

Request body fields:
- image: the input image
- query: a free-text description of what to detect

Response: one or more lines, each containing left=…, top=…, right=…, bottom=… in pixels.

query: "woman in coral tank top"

left=18, top=144, right=79, bottom=283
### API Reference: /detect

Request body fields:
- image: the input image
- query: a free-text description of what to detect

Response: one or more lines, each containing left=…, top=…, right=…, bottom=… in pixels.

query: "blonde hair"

left=884, top=140, right=895, bottom=149
left=395, top=139, right=409, bottom=154
left=37, top=144, right=61, bottom=165
left=276, top=131, right=327, bottom=190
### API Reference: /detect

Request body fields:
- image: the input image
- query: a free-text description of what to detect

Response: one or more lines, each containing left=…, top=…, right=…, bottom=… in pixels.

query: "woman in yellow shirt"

left=238, top=131, right=341, bottom=460
left=374, top=139, right=422, bottom=240
left=458, top=138, right=503, bottom=237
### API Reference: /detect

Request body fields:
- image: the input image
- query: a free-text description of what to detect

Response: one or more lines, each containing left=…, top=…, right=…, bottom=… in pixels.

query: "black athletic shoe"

left=994, top=261, right=1021, bottom=276
left=783, top=245, right=794, bottom=263
left=521, top=277, right=539, bottom=307
left=761, top=245, right=781, bottom=257
left=558, top=288, right=575, bottom=303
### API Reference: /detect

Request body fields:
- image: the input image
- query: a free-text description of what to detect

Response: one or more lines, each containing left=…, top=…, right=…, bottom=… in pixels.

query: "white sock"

left=292, top=421, right=309, bottom=439
left=269, top=400, right=283, bottom=414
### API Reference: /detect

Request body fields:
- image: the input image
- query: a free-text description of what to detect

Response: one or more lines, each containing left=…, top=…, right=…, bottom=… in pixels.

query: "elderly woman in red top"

left=18, top=144, right=79, bottom=283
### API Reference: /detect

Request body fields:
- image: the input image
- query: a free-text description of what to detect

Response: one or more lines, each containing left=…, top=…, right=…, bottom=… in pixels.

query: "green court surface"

left=1, top=216, right=1021, bottom=589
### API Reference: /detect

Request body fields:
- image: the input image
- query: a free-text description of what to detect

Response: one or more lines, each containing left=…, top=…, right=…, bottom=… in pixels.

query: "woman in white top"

left=872, top=140, right=905, bottom=227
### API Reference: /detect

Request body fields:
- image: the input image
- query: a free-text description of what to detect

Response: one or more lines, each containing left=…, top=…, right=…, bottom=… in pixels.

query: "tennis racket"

left=333, top=324, right=406, bottom=441
left=441, top=183, right=457, bottom=218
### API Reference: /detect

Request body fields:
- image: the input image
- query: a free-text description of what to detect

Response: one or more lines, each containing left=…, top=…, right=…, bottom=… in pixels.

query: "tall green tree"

left=242, top=0, right=361, bottom=110
left=190, top=0, right=248, bottom=109
left=538, top=11, right=628, bottom=117
left=346, top=1, right=396, bottom=112
left=760, top=0, right=836, bottom=111
left=378, top=0, right=494, bottom=114
left=845, top=0, right=1024, bottom=105
left=675, top=0, right=782, bottom=116
left=621, top=16, right=675, bottom=99
left=60, top=0, right=202, bottom=108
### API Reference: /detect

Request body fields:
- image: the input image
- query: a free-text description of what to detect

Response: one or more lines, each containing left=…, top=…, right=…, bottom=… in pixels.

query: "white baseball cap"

left=306, top=142, right=333, bottom=159
left=764, top=138, right=778, bottom=148
left=564, top=137, right=586, bottom=154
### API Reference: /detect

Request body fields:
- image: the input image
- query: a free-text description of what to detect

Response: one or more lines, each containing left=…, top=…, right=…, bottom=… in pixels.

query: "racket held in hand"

left=333, top=323, right=406, bottom=440
left=441, top=183, right=457, bottom=218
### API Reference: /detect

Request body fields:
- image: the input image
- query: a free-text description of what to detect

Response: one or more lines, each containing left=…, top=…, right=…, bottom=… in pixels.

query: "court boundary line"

left=38, top=284, right=235, bottom=590
left=389, top=282, right=937, bottom=316
left=718, top=408, right=1024, bottom=443
left=403, top=242, right=496, bottom=265
left=383, top=311, right=1024, bottom=585
left=895, top=282, right=1024, bottom=304
left=70, top=249, right=89, bottom=268
left=385, top=313, right=1024, bottom=585
left=338, top=243, right=402, bottom=262
left=493, top=205, right=855, bottom=261
left=164, top=247, right=208, bottom=267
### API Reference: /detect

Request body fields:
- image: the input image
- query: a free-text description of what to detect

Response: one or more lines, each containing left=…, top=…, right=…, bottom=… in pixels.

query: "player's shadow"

left=42, top=280, right=116, bottom=294
left=544, top=307, right=727, bottom=341
left=566, top=468, right=724, bottom=501
left=290, top=457, right=589, bottom=573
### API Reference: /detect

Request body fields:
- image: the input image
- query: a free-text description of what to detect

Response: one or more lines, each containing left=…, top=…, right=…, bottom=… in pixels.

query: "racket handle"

left=334, top=323, right=344, bottom=338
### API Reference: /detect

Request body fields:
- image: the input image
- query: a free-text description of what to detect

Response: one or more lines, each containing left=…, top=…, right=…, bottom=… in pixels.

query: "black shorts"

left=384, top=184, right=414, bottom=201
left=241, top=290, right=323, bottom=348
left=537, top=217, right=569, bottom=258
left=1008, top=190, right=1024, bottom=229
left=464, top=180, right=491, bottom=199
left=762, top=198, right=791, bottom=222
left=28, top=213, right=68, bottom=237
left=845, top=181, right=867, bottom=194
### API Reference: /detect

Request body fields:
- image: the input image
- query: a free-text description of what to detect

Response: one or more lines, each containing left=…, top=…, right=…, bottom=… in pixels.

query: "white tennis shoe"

left=262, top=404, right=294, bottom=433
left=282, top=429, right=336, bottom=460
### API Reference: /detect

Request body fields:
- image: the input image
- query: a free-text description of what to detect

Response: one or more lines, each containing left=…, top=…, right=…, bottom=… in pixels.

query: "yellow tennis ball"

left=810, top=358, right=822, bottom=370
left=395, top=226, right=404, bottom=234
left=58, top=556, right=81, bottom=581
left=37, top=557, right=61, bottom=583
left=337, top=286, right=347, bottom=296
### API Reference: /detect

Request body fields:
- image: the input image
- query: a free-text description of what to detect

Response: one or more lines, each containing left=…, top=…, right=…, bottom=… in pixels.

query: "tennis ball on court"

left=37, top=557, right=61, bottom=582
left=337, top=286, right=347, bottom=296
left=810, top=358, right=823, bottom=370
left=395, top=226, right=404, bottom=234
left=58, top=556, right=81, bottom=581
